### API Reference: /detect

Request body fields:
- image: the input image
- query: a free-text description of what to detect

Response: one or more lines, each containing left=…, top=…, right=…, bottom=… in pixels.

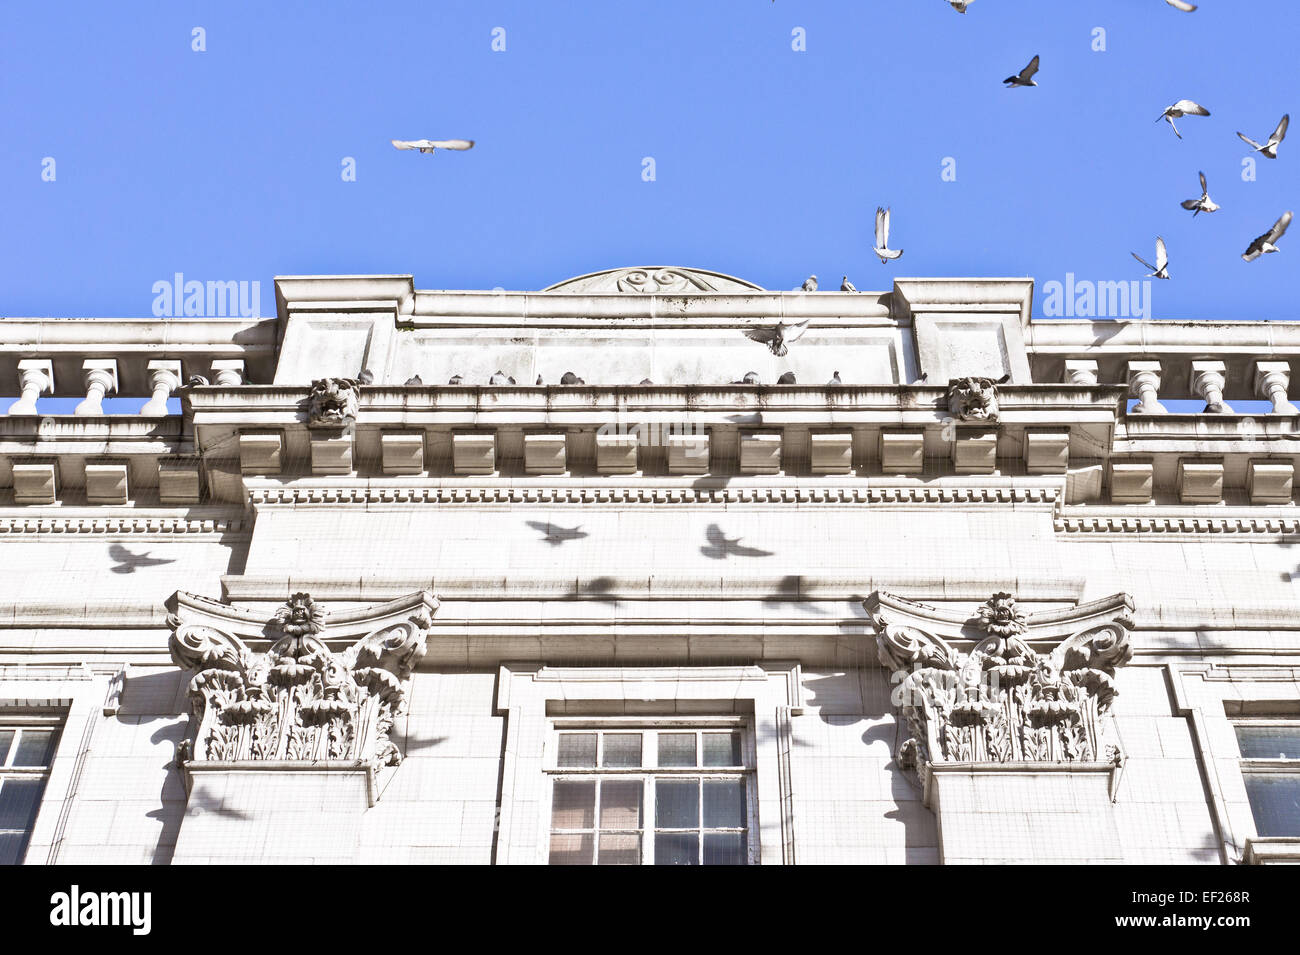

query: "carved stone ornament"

left=946, top=375, right=1009, bottom=422
left=864, top=590, right=1134, bottom=774
left=540, top=266, right=764, bottom=294
left=305, top=377, right=361, bottom=428
left=167, top=590, right=438, bottom=769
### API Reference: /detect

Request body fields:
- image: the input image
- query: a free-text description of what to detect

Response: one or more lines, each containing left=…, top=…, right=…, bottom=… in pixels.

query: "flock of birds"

left=387, top=1, right=1291, bottom=369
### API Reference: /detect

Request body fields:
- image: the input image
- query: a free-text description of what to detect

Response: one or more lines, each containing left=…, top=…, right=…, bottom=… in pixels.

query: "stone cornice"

left=0, top=510, right=246, bottom=536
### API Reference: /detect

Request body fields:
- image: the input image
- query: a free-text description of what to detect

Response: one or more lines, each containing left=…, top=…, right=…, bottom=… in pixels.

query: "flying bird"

left=873, top=207, right=904, bottom=263
left=801, top=275, right=818, bottom=292
left=1132, top=237, right=1171, bottom=279
left=745, top=320, right=810, bottom=357
left=1180, top=171, right=1219, bottom=217
left=1003, top=55, right=1040, bottom=88
left=1165, top=0, right=1197, bottom=10
left=1243, top=211, right=1293, bottom=262
left=391, top=138, right=474, bottom=154
left=841, top=276, right=857, bottom=292
left=1238, top=114, right=1289, bottom=159
left=945, top=0, right=975, bottom=11
left=1158, top=100, right=1210, bottom=139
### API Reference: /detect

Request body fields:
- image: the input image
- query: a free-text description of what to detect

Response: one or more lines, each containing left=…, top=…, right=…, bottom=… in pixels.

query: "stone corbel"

left=865, top=590, right=1134, bottom=779
left=166, top=589, right=438, bottom=778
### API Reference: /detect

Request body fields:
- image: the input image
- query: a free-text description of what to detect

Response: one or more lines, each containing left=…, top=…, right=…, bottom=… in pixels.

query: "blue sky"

left=2, top=0, right=1297, bottom=321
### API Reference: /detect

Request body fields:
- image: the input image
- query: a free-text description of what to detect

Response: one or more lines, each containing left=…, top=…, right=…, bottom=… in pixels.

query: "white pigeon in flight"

left=391, top=138, right=475, bottom=154
left=1003, top=55, right=1040, bottom=88
left=1165, top=0, right=1197, bottom=10
left=1132, top=237, right=1171, bottom=279
left=745, top=320, right=811, bottom=357
left=945, top=0, right=975, bottom=12
left=1243, top=211, right=1293, bottom=262
left=1180, top=171, right=1219, bottom=217
left=1237, top=114, right=1289, bottom=159
left=873, top=207, right=904, bottom=263
left=1158, top=100, right=1210, bottom=139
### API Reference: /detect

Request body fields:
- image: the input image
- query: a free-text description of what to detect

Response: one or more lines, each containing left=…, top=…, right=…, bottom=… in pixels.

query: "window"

left=546, top=720, right=755, bottom=865
left=1235, top=720, right=1300, bottom=838
left=0, top=719, right=61, bottom=865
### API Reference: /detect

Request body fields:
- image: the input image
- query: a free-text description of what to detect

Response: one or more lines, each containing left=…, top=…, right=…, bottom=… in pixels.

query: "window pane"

left=12, top=730, right=56, bottom=768
left=703, top=779, right=747, bottom=828
left=703, top=831, right=747, bottom=865
left=0, top=831, right=30, bottom=866
left=703, top=732, right=741, bottom=767
left=550, top=780, right=596, bottom=830
left=556, top=733, right=597, bottom=768
left=597, top=832, right=641, bottom=865
left=658, top=733, right=697, bottom=767
left=654, top=831, right=699, bottom=865
left=599, top=781, right=642, bottom=830
left=1243, top=774, right=1300, bottom=837
left=0, top=779, right=46, bottom=831
left=602, top=733, right=642, bottom=768
left=548, top=832, right=594, bottom=865
left=655, top=779, right=699, bottom=829
left=0, top=730, right=13, bottom=765
left=1237, top=726, right=1300, bottom=759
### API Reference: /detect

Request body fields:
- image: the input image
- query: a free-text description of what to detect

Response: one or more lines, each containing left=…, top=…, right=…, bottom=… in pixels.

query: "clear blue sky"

left=3, top=1, right=1297, bottom=320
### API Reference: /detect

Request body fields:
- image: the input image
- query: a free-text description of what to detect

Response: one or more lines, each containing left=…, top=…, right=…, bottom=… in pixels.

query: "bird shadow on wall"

left=701, top=523, right=773, bottom=560
left=107, top=543, right=176, bottom=574
left=524, top=520, right=589, bottom=546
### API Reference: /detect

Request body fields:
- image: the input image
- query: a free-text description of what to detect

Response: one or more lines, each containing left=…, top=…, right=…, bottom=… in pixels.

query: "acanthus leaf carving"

left=168, top=592, right=434, bottom=771
left=866, top=590, right=1133, bottom=774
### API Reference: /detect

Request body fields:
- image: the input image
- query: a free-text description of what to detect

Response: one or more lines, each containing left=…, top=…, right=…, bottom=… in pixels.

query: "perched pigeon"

left=1243, top=211, right=1293, bottom=262
left=535, top=375, right=545, bottom=385
left=1180, top=171, right=1219, bottom=217
left=732, top=372, right=761, bottom=385
left=1238, top=114, right=1289, bottom=159
left=639, top=378, right=654, bottom=385
left=873, top=207, right=903, bottom=263
left=744, top=320, right=810, bottom=357
left=447, top=374, right=464, bottom=385
left=560, top=372, right=586, bottom=385
left=945, top=0, right=975, bottom=12
left=1004, top=55, right=1040, bottom=88
left=841, top=275, right=858, bottom=292
left=828, top=371, right=842, bottom=385
left=489, top=371, right=516, bottom=385
left=1132, top=237, right=1171, bottom=279
left=1158, top=100, right=1210, bottom=139
left=357, top=369, right=375, bottom=385
left=404, top=374, right=423, bottom=386
left=801, top=275, right=819, bottom=292
left=1165, top=0, right=1197, bottom=10
left=776, top=372, right=797, bottom=385
left=391, top=138, right=475, bottom=154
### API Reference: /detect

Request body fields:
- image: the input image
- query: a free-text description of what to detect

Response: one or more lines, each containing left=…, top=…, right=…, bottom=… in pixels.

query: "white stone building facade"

left=1, top=267, right=1298, bottom=865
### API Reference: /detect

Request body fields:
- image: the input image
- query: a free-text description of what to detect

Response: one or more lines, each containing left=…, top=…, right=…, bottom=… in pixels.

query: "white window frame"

left=0, top=714, right=63, bottom=864
left=545, top=717, right=758, bottom=865
left=1234, top=717, right=1300, bottom=839
left=494, top=663, right=803, bottom=865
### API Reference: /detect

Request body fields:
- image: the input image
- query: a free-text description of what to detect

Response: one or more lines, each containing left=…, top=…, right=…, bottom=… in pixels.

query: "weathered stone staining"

left=3, top=266, right=1300, bottom=866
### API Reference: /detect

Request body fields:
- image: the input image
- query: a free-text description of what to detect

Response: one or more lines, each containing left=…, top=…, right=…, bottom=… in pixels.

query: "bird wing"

left=428, top=139, right=475, bottom=150
left=875, top=206, right=890, bottom=247
left=392, top=139, right=431, bottom=150
left=1021, top=55, right=1040, bottom=80
left=1131, top=252, right=1157, bottom=272
left=783, top=321, right=811, bottom=345
left=1268, top=211, right=1293, bottom=243
left=1181, top=199, right=1201, bottom=211
left=1165, top=0, right=1197, bottom=10
left=1273, top=114, right=1290, bottom=143
left=1243, top=237, right=1265, bottom=262
left=1238, top=131, right=1265, bottom=151
left=744, top=326, right=779, bottom=344
left=1155, top=237, right=1168, bottom=271
left=1199, top=171, right=1208, bottom=194
left=1173, top=100, right=1209, bottom=116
